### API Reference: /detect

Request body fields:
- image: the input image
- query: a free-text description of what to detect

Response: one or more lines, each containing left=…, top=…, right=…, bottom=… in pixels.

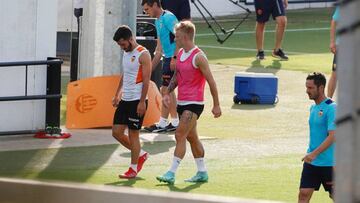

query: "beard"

left=308, top=92, right=318, bottom=100
left=124, top=42, right=133, bottom=52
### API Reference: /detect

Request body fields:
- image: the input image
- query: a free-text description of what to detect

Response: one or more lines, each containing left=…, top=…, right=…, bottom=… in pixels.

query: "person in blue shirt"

left=328, top=7, right=340, bottom=98
left=298, top=72, right=336, bottom=202
left=142, top=0, right=179, bottom=133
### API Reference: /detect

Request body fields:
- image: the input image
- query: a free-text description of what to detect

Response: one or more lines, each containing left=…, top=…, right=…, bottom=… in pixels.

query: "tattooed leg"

left=173, top=110, right=198, bottom=159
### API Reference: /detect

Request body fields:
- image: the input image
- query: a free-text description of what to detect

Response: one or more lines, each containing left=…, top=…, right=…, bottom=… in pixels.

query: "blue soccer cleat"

left=184, top=171, right=208, bottom=183
left=156, top=171, right=175, bottom=184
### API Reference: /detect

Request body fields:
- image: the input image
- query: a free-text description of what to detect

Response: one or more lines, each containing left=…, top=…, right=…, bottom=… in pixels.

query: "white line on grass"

left=197, top=45, right=309, bottom=55
left=197, top=27, right=330, bottom=37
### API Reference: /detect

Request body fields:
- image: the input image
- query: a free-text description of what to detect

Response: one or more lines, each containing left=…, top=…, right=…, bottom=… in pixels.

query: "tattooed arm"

left=162, top=70, right=178, bottom=108
left=167, top=69, right=178, bottom=93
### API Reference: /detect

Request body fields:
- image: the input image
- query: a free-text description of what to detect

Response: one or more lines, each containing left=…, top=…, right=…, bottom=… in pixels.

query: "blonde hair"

left=175, top=21, right=195, bottom=42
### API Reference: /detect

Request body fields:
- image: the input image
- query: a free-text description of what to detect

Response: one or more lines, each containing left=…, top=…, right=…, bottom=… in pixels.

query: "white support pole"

left=335, top=1, right=360, bottom=202
left=79, top=0, right=137, bottom=79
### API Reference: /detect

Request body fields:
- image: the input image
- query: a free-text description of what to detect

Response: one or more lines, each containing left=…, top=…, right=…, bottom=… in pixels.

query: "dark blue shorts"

left=300, top=163, right=333, bottom=195
left=162, top=57, right=174, bottom=87
left=254, top=0, right=286, bottom=23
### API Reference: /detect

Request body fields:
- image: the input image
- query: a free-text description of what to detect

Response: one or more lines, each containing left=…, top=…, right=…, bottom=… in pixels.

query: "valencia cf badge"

left=131, top=56, right=136, bottom=62
left=318, top=110, right=323, bottom=117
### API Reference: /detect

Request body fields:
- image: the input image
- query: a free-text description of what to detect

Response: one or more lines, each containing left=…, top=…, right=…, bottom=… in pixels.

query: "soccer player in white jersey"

left=112, top=25, right=152, bottom=179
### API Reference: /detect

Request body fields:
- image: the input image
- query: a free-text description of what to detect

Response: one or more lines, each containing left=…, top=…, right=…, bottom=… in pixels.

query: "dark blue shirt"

left=161, top=0, right=191, bottom=21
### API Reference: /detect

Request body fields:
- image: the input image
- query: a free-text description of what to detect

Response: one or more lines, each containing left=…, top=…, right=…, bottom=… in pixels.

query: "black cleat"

left=272, top=48, right=289, bottom=60
left=165, top=123, right=177, bottom=132
left=144, top=124, right=167, bottom=133
left=256, top=50, right=265, bottom=60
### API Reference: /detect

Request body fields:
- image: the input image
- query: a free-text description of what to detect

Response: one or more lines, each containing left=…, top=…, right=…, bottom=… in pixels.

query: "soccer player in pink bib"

left=156, top=21, right=222, bottom=184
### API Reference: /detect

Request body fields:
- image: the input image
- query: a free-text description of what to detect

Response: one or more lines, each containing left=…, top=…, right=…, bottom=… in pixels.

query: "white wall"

left=78, top=0, right=137, bottom=78
left=58, top=0, right=76, bottom=32
left=0, top=0, right=58, bottom=133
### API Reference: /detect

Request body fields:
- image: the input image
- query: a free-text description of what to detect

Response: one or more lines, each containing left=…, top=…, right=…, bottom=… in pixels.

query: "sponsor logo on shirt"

left=318, top=110, right=323, bottom=117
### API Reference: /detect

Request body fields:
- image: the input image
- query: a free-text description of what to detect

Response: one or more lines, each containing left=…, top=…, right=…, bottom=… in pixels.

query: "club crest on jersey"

left=318, top=110, right=323, bottom=117
left=131, top=56, right=136, bottom=62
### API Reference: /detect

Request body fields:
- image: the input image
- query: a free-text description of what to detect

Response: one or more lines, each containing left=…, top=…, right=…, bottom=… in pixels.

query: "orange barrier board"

left=66, top=75, right=161, bottom=129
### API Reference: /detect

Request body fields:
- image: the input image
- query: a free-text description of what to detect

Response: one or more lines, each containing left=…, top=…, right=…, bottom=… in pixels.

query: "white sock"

left=130, top=164, right=137, bottom=172
left=157, top=117, right=168, bottom=128
left=171, top=117, right=179, bottom=127
left=140, top=149, right=147, bottom=157
left=169, top=156, right=182, bottom=173
left=195, top=157, right=207, bottom=172
left=124, top=127, right=129, bottom=136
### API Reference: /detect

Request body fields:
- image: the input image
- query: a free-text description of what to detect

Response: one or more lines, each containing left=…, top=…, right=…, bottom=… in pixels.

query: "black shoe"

left=144, top=124, right=167, bottom=133
left=256, top=50, right=265, bottom=60
left=272, top=48, right=289, bottom=60
left=165, top=123, right=177, bottom=132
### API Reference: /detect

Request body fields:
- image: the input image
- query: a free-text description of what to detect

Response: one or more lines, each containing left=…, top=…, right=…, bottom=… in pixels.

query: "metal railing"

left=0, top=57, right=63, bottom=135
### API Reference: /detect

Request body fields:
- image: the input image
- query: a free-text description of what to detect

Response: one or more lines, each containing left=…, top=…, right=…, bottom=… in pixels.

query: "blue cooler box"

left=233, top=72, right=278, bottom=104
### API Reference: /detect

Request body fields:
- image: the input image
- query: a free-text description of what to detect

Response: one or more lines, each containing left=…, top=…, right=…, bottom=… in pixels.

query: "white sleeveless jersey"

left=121, top=45, right=148, bottom=101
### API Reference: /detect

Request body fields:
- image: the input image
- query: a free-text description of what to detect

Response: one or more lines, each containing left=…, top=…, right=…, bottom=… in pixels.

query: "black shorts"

left=113, top=100, right=148, bottom=130
left=332, top=53, right=337, bottom=72
left=254, top=0, right=286, bottom=23
left=177, top=104, right=204, bottom=119
left=300, top=163, right=333, bottom=195
left=162, top=57, right=174, bottom=87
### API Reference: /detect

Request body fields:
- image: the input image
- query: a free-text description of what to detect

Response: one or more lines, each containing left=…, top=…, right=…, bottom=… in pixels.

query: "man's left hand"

left=302, top=152, right=317, bottom=164
left=212, top=105, right=222, bottom=118
left=137, top=101, right=146, bottom=117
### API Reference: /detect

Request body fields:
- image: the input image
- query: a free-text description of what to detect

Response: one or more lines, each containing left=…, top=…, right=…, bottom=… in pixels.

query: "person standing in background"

left=254, top=0, right=289, bottom=60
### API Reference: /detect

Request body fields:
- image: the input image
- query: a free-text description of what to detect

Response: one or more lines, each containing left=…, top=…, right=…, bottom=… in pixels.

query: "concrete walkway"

left=0, top=127, right=214, bottom=152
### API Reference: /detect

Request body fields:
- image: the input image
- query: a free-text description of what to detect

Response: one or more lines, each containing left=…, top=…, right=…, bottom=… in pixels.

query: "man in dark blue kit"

left=161, top=0, right=191, bottom=21
left=254, top=0, right=289, bottom=60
